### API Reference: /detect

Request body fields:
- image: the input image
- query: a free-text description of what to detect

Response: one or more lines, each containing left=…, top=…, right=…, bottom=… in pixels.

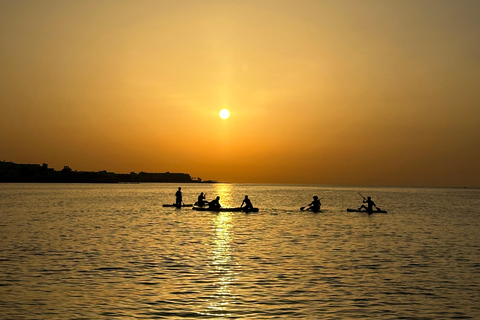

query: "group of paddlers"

left=175, top=187, right=382, bottom=213
left=302, top=194, right=382, bottom=213
left=175, top=187, right=254, bottom=210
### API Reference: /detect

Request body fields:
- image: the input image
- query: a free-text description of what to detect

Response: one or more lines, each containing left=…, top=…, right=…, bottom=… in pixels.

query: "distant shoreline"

left=0, top=161, right=217, bottom=184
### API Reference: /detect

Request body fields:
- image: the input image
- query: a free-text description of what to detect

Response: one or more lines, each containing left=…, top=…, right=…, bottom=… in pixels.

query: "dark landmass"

left=0, top=161, right=216, bottom=183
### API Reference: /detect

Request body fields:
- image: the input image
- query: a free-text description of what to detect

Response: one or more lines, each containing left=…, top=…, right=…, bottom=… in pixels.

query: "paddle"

left=358, top=193, right=381, bottom=211
left=300, top=198, right=323, bottom=211
left=358, top=192, right=367, bottom=208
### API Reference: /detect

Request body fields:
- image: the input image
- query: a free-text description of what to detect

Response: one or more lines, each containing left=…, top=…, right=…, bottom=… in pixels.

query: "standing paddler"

left=175, top=187, right=183, bottom=207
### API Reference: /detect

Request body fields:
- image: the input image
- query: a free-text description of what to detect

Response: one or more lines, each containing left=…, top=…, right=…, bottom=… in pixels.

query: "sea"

left=0, top=183, right=479, bottom=319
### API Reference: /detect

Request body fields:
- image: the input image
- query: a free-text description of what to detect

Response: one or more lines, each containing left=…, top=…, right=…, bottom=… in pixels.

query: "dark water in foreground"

left=0, top=183, right=479, bottom=319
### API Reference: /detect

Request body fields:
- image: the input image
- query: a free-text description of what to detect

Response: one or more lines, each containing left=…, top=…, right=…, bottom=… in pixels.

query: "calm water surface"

left=0, top=183, right=479, bottom=319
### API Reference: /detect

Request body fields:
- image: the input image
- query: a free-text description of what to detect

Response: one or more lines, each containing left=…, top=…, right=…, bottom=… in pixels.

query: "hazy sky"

left=1, top=0, right=479, bottom=187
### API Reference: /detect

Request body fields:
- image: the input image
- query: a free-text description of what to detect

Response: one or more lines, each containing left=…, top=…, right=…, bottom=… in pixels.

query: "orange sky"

left=1, top=1, right=479, bottom=187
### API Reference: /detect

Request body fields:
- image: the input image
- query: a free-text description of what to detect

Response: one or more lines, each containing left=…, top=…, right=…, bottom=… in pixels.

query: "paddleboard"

left=192, top=207, right=259, bottom=213
left=162, top=204, right=193, bottom=208
left=300, top=208, right=323, bottom=213
left=347, top=208, right=387, bottom=213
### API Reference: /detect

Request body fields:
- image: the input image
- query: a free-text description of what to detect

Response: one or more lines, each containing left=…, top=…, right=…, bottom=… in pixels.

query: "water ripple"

left=0, top=184, right=479, bottom=319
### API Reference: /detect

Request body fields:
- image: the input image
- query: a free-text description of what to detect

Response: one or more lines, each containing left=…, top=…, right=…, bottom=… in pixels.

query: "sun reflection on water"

left=212, top=183, right=235, bottom=208
left=205, top=209, right=238, bottom=317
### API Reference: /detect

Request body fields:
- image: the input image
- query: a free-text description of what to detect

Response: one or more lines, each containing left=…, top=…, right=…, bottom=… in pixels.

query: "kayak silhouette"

left=163, top=204, right=193, bottom=208
left=193, top=207, right=259, bottom=213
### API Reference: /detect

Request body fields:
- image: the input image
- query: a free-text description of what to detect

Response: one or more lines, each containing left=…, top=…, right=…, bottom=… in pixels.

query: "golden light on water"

left=213, top=184, right=235, bottom=207
left=204, top=183, right=237, bottom=316
left=207, top=212, right=236, bottom=316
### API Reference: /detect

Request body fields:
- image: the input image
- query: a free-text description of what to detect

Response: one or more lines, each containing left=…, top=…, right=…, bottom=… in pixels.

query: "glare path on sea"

left=0, top=183, right=479, bottom=319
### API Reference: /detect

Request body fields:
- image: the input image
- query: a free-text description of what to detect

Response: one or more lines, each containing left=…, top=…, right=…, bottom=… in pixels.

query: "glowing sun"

left=219, top=109, right=230, bottom=119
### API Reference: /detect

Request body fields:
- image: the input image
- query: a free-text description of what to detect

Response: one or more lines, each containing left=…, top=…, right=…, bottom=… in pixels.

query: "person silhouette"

left=175, top=187, right=182, bottom=207
left=208, top=196, right=221, bottom=210
left=359, top=196, right=376, bottom=213
left=307, top=196, right=321, bottom=212
left=240, top=195, right=254, bottom=210
left=197, top=192, right=206, bottom=207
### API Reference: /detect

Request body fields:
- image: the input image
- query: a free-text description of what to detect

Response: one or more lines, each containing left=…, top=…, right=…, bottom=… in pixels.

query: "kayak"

left=347, top=208, right=387, bottom=213
left=300, top=208, right=323, bottom=213
left=192, top=207, right=259, bottom=213
left=162, top=204, right=193, bottom=208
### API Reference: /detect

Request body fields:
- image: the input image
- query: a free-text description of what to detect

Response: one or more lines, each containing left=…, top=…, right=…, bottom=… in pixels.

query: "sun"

left=219, top=109, right=230, bottom=119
